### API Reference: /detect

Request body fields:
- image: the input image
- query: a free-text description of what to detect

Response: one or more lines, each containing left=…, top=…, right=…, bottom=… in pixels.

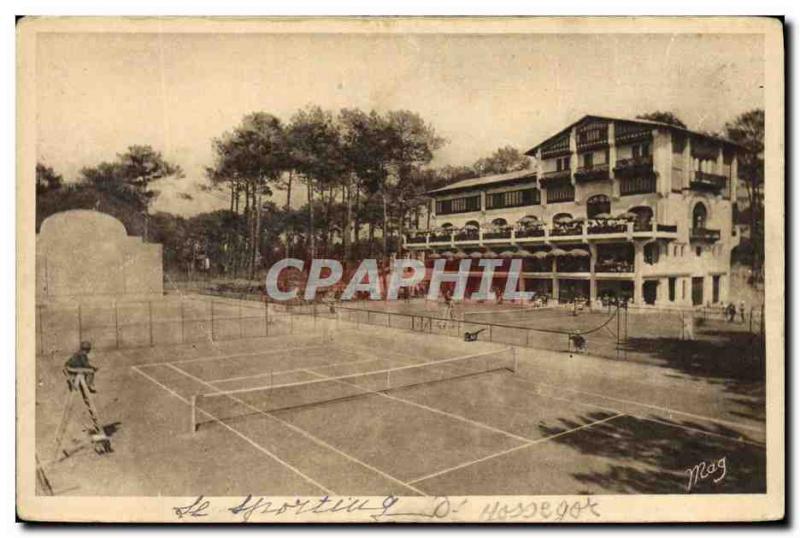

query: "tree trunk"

left=382, top=191, right=388, bottom=261
left=343, top=180, right=352, bottom=262
left=285, top=171, right=293, bottom=258
left=307, top=179, right=315, bottom=259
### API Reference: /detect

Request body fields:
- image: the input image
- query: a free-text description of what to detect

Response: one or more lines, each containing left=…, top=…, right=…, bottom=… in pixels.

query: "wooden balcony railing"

left=690, top=171, right=726, bottom=192
left=574, top=163, right=610, bottom=183
left=613, top=155, right=653, bottom=177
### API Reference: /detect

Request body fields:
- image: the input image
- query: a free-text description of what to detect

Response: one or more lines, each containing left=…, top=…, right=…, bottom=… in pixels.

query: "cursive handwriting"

left=686, top=456, right=727, bottom=492
left=227, top=494, right=402, bottom=522
left=480, top=497, right=600, bottom=522
left=173, top=495, right=210, bottom=519
left=173, top=494, right=600, bottom=522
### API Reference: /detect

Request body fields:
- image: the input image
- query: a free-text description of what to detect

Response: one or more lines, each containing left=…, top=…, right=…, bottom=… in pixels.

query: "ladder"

left=50, top=371, right=112, bottom=464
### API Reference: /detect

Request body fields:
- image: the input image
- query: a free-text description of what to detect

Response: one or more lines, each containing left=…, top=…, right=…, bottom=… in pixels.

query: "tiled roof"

left=427, top=168, right=536, bottom=195
left=525, top=114, right=745, bottom=156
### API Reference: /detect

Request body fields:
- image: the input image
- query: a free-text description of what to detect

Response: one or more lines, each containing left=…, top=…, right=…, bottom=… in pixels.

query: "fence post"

left=239, top=300, right=244, bottom=339
left=36, top=305, right=43, bottom=355
left=180, top=298, right=185, bottom=345
left=114, top=302, right=120, bottom=349
left=148, top=301, right=154, bottom=346
left=77, top=303, right=83, bottom=346
left=264, top=299, right=269, bottom=336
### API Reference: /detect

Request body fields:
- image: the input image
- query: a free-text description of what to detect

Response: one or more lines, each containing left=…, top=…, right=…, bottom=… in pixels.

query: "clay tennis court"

left=36, top=296, right=765, bottom=496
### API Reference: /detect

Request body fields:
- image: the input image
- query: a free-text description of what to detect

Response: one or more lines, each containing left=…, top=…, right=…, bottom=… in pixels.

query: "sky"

left=36, top=31, right=764, bottom=216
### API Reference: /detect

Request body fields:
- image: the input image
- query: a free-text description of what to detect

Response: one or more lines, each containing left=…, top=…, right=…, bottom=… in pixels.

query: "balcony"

left=515, top=225, right=546, bottom=239
left=453, top=229, right=479, bottom=242
left=690, top=227, right=721, bottom=242
left=406, top=232, right=429, bottom=245
left=619, top=175, right=657, bottom=196
left=613, top=155, right=653, bottom=177
left=574, top=163, right=610, bottom=183
left=482, top=227, right=513, bottom=240
left=588, top=221, right=628, bottom=235
left=539, top=169, right=572, bottom=185
left=550, top=223, right=583, bottom=237
left=690, top=171, right=726, bottom=192
left=404, top=220, right=678, bottom=248
left=429, top=231, right=452, bottom=243
left=595, top=259, right=635, bottom=273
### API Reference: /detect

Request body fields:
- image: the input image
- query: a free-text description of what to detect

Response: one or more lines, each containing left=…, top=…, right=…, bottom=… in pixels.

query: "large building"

left=404, top=115, right=743, bottom=308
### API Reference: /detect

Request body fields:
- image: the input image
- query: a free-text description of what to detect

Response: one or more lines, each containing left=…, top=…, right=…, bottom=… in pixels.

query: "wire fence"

left=35, top=296, right=299, bottom=357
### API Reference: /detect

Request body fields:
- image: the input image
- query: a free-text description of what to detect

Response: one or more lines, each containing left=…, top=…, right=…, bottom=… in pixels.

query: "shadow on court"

left=623, top=329, right=765, bottom=424
left=537, top=412, right=766, bottom=494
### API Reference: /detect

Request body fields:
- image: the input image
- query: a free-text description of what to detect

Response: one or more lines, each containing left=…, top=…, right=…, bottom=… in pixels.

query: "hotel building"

left=403, top=115, right=743, bottom=307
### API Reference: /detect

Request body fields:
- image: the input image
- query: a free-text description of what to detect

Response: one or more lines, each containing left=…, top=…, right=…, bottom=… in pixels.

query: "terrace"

left=404, top=217, right=678, bottom=248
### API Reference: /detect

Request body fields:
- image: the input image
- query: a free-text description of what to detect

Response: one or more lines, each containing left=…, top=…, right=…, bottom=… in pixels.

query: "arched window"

left=553, top=213, right=573, bottom=224
left=586, top=194, right=611, bottom=219
left=644, top=242, right=660, bottom=265
left=692, top=203, right=707, bottom=230
left=464, top=220, right=480, bottom=229
left=491, top=218, right=508, bottom=227
left=440, top=222, right=453, bottom=229
left=628, top=206, right=654, bottom=230
left=518, top=215, right=538, bottom=224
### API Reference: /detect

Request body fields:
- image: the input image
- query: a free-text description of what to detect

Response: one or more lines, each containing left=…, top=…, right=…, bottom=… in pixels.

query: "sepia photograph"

left=16, top=16, right=784, bottom=523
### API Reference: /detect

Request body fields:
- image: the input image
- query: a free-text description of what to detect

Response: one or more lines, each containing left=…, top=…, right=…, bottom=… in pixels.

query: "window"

left=668, top=277, right=676, bottom=302
left=491, top=218, right=508, bottom=227
left=712, top=275, right=720, bottom=303
left=692, top=203, right=708, bottom=229
left=629, top=206, right=654, bottom=230
left=632, top=143, right=651, bottom=159
left=644, top=243, right=660, bottom=265
left=546, top=183, right=575, bottom=203
left=553, top=213, right=573, bottom=224
left=696, top=246, right=702, bottom=257
left=485, top=188, right=540, bottom=209
left=436, top=195, right=481, bottom=215
left=586, top=194, right=611, bottom=218
left=556, top=156, right=570, bottom=171
left=582, top=153, right=593, bottom=169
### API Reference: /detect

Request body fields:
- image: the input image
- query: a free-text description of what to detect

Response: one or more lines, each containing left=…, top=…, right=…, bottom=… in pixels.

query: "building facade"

left=404, top=115, right=742, bottom=308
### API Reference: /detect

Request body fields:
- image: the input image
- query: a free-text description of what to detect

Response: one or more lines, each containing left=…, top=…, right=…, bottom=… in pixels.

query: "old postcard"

left=16, top=16, right=784, bottom=523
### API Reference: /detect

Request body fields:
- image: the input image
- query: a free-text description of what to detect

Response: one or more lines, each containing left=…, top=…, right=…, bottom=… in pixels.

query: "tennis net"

left=190, top=347, right=516, bottom=432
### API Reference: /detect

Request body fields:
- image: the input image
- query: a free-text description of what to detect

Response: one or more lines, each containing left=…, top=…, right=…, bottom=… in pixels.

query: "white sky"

left=36, top=32, right=764, bottom=216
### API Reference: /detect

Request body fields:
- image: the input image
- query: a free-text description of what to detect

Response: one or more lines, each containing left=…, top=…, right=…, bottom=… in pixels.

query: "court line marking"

left=301, top=368, right=532, bottom=445
left=207, top=357, right=390, bottom=384
left=166, top=363, right=427, bottom=496
left=145, top=343, right=330, bottom=367
left=130, top=365, right=333, bottom=495
left=408, top=412, right=626, bottom=485
left=342, top=342, right=765, bottom=443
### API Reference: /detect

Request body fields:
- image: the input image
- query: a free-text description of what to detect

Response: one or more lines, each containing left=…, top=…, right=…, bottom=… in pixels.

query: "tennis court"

left=36, top=297, right=766, bottom=496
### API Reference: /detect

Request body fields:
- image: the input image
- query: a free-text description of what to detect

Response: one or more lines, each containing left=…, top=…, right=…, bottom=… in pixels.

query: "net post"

left=190, top=394, right=197, bottom=434
left=210, top=299, right=215, bottom=341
